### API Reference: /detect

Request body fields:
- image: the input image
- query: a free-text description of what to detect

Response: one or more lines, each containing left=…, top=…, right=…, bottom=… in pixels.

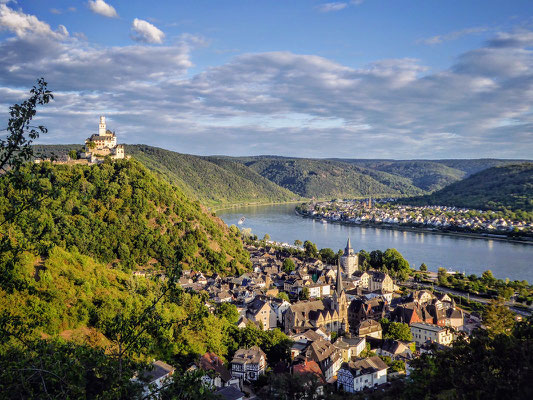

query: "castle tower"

left=340, top=238, right=359, bottom=276
left=98, top=116, right=107, bottom=136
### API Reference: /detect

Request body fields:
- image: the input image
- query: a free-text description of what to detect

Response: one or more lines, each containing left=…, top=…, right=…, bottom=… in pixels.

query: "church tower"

left=340, top=238, right=359, bottom=276
left=98, top=116, right=107, bottom=136
left=332, top=259, right=348, bottom=333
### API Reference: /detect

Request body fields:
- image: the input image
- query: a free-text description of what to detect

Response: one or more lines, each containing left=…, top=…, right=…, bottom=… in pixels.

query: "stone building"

left=284, top=261, right=348, bottom=334
left=340, top=238, right=359, bottom=276
left=82, top=116, right=125, bottom=163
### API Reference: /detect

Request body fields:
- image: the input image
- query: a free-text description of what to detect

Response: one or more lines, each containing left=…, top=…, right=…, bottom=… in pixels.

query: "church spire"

left=345, top=238, right=353, bottom=256
left=336, top=257, right=344, bottom=295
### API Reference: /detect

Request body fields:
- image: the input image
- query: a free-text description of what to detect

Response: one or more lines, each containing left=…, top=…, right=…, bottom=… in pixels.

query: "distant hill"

left=0, top=159, right=251, bottom=274
left=231, top=157, right=426, bottom=198
left=33, top=145, right=530, bottom=206
left=125, top=145, right=301, bottom=207
left=404, top=162, right=533, bottom=213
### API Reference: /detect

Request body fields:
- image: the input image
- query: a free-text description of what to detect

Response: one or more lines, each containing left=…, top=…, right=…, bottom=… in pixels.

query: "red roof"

left=199, top=352, right=232, bottom=382
left=293, top=360, right=326, bottom=384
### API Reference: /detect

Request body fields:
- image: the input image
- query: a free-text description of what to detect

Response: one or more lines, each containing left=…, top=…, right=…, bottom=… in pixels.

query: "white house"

left=410, top=322, right=455, bottom=346
left=337, top=356, right=388, bottom=393
left=230, top=346, right=267, bottom=382
left=137, top=360, right=175, bottom=399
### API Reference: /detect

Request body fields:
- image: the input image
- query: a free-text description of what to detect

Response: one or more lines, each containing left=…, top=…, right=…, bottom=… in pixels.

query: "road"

left=403, top=281, right=532, bottom=317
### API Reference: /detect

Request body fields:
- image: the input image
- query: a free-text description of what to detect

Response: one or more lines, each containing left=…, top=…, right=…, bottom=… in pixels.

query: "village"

left=143, top=238, right=489, bottom=399
left=298, top=199, right=533, bottom=236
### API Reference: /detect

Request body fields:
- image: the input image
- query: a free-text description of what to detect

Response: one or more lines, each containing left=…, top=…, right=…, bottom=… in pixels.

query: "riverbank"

left=296, top=209, right=533, bottom=245
left=212, top=200, right=305, bottom=213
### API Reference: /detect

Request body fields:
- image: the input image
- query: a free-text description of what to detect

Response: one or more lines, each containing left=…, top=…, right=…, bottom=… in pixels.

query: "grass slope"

left=404, top=162, right=533, bottom=212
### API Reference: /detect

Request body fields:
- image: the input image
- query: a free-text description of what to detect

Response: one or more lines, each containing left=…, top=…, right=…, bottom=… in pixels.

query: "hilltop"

left=403, top=162, right=533, bottom=214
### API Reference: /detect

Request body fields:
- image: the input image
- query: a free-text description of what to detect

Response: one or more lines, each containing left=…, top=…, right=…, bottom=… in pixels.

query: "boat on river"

left=238, top=216, right=246, bottom=225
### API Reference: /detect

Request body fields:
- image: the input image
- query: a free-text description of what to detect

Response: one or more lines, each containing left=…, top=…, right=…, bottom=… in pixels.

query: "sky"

left=1, top=0, right=533, bottom=159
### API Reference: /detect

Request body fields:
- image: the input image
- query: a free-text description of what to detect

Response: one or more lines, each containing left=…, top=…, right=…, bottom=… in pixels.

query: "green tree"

left=384, top=322, right=412, bottom=341
left=283, top=258, right=296, bottom=273
left=482, top=298, right=515, bottom=337
left=482, top=270, right=496, bottom=285
left=294, top=239, right=302, bottom=247
left=300, top=287, right=310, bottom=300
left=318, top=247, right=336, bottom=264
left=383, top=248, right=410, bottom=281
left=214, top=302, right=239, bottom=325
left=263, top=233, right=271, bottom=241
left=438, top=267, right=449, bottom=286
left=303, top=240, right=318, bottom=258
left=277, top=292, right=289, bottom=302
left=68, top=149, right=78, bottom=160
left=420, top=263, right=428, bottom=272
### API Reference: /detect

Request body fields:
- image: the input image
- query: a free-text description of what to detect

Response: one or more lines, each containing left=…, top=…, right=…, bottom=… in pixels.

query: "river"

left=217, top=203, right=533, bottom=282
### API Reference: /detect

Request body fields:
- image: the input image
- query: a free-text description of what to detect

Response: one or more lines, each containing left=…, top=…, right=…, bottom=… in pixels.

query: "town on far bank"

left=296, top=198, right=533, bottom=240
left=143, top=235, right=531, bottom=398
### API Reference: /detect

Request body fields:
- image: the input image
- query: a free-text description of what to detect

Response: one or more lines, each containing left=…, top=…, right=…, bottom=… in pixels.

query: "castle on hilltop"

left=81, top=116, right=125, bottom=163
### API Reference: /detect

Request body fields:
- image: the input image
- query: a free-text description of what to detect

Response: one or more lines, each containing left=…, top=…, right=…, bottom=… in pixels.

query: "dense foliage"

left=338, top=159, right=467, bottom=192
left=404, top=163, right=533, bottom=215
left=126, top=145, right=300, bottom=207
left=0, top=159, right=250, bottom=275
left=403, top=319, right=533, bottom=400
left=237, top=157, right=424, bottom=199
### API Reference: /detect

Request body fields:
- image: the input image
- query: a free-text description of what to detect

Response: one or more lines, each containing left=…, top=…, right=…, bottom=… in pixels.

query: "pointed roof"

left=336, top=258, right=344, bottom=295
left=344, top=238, right=354, bottom=256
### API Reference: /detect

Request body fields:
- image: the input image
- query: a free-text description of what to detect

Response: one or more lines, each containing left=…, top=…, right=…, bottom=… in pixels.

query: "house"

left=337, top=356, right=388, bottom=393
left=284, top=262, right=348, bottom=334
left=334, top=335, right=366, bottom=362
left=270, top=297, right=291, bottom=324
left=292, top=359, right=326, bottom=396
left=348, top=297, right=387, bottom=333
left=369, top=272, right=394, bottom=292
left=230, top=346, right=267, bottom=382
left=215, top=386, right=245, bottom=400
left=246, top=298, right=277, bottom=330
left=377, top=339, right=413, bottom=360
left=352, top=271, right=370, bottom=289
left=193, top=352, right=239, bottom=390
left=410, top=322, right=455, bottom=346
left=305, top=338, right=343, bottom=383
left=137, top=360, right=175, bottom=399
left=357, top=320, right=383, bottom=339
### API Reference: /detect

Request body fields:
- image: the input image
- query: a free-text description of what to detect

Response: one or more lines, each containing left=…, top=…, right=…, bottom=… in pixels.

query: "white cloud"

left=317, top=2, right=348, bottom=13
left=87, top=0, right=117, bottom=18
left=418, top=27, right=487, bottom=45
left=131, top=18, right=165, bottom=44
left=0, top=19, right=532, bottom=159
left=0, top=4, right=68, bottom=39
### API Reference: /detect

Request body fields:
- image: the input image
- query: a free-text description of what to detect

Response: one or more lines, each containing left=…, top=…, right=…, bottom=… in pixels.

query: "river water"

left=217, top=203, right=533, bottom=282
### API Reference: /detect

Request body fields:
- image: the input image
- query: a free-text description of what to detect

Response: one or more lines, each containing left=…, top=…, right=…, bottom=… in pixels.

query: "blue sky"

left=1, top=0, right=532, bottom=158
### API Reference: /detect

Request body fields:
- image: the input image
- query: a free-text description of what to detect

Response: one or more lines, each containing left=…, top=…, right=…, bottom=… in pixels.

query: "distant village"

left=298, top=199, right=533, bottom=236
left=140, top=239, right=485, bottom=398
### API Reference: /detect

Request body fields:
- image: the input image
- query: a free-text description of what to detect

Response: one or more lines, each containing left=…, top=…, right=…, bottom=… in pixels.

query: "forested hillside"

left=404, top=163, right=533, bottom=214
left=125, top=145, right=300, bottom=206
left=33, top=145, right=530, bottom=204
left=234, top=157, right=425, bottom=198
left=336, top=159, right=467, bottom=191
left=0, top=159, right=250, bottom=275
